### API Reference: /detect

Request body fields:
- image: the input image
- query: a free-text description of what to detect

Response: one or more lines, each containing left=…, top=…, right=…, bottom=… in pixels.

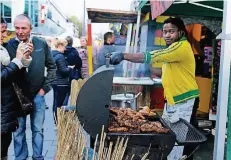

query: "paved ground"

left=8, top=90, right=57, bottom=160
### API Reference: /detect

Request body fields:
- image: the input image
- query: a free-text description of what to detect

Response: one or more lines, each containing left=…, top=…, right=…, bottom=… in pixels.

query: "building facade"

left=1, top=0, right=79, bottom=37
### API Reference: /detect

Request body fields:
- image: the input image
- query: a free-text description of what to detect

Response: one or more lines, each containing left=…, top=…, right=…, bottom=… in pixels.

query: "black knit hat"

left=1, top=17, right=7, bottom=24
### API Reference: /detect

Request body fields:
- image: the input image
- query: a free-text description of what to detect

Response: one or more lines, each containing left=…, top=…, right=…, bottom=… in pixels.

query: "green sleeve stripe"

left=147, top=52, right=151, bottom=63
left=144, top=52, right=151, bottom=64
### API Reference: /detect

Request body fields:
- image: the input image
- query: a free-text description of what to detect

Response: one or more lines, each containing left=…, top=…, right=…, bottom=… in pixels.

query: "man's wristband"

left=143, top=51, right=151, bottom=64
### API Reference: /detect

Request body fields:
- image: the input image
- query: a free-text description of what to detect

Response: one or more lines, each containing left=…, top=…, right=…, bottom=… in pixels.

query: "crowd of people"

left=0, top=13, right=123, bottom=160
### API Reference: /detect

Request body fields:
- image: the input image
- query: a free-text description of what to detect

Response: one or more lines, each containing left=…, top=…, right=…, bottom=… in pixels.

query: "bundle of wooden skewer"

left=55, top=109, right=145, bottom=160
left=70, top=79, right=87, bottom=107
left=55, top=79, right=149, bottom=160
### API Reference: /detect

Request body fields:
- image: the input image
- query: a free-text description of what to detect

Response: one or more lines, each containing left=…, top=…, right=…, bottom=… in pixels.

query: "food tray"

left=165, top=118, right=207, bottom=145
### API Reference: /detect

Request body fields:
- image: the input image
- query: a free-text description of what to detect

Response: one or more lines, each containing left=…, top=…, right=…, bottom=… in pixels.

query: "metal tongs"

left=105, top=53, right=112, bottom=68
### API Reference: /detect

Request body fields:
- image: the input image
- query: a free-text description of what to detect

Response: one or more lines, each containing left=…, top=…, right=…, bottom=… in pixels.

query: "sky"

left=54, top=0, right=132, bottom=35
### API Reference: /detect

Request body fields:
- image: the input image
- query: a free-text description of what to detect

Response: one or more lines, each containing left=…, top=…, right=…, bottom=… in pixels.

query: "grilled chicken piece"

left=139, top=106, right=150, bottom=116
left=150, top=121, right=162, bottom=128
left=115, top=119, right=125, bottom=127
left=128, top=128, right=140, bottom=134
left=133, top=112, right=145, bottom=121
left=139, top=107, right=157, bottom=116
left=140, top=123, right=154, bottom=132
left=140, top=123, right=169, bottom=133
left=126, top=110, right=137, bottom=117
left=108, top=127, right=128, bottom=132
left=137, top=119, right=148, bottom=125
left=158, top=128, right=169, bottom=133
left=109, top=121, right=120, bottom=128
left=124, top=120, right=138, bottom=128
left=109, top=107, right=124, bottom=115
left=126, top=108, right=137, bottom=114
left=139, top=110, right=149, bottom=116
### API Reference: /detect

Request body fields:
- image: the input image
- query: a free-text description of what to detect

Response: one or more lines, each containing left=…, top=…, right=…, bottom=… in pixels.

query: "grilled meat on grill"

left=108, top=127, right=129, bottom=132
left=140, top=123, right=156, bottom=132
left=140, top=122, right=169, bottom=133
left=124, top=120, right=138, bottom=128
left=139, top=106, right=156, bottom=116
left=137, top=119, right=148, bottom=125
left=151, top=121, right=162, bottom=128
left=108, top=107, right=169, bottom=134
left=109, top=107, right=124, bottom=115
left=109, top=121, right=120, bottom=128
left=128, top=128, right=140, bottom=134
left=133, top=112, right=145, bottom=121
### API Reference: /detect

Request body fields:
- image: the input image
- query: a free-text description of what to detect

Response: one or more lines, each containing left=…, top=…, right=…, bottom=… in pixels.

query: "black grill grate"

left=165, top=118, right=207, bottom=145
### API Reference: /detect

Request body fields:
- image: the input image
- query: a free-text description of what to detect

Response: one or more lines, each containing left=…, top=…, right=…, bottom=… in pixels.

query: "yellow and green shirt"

left=145, top=37, right=199, bottom=105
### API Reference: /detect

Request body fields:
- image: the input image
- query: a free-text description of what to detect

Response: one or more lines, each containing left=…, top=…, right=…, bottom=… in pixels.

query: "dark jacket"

left=52, top=50, right=71, bottom=85
left=5, top=37, right=56, bottom=100
left=1, top=62, right=20, bottom=134
left=64, top=46, right=82, bottom=81
left=97, top=44, right=116, bottom=68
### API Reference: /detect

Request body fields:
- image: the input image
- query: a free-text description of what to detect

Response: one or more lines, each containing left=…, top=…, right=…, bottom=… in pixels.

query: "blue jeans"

left=13, top=94, right=46, bottom=160
left=52, top=85, right=69, bottom=124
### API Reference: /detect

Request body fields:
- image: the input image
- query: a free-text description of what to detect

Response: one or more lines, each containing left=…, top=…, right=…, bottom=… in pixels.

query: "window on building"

left=0, top=2, right=12, bottom=23
left=24, top=0, right=29, bottom=15
left=24, top=0, right=39, bottom=27
left=0, top=3, right=3, bottom=16
left=47, top=10, right=52, bottom=19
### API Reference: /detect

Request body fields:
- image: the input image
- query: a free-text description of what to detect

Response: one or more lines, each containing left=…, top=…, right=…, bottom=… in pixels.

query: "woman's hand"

left=16, top=42, right=25, bottom=60
left=16, top=41, right=34, bottom=60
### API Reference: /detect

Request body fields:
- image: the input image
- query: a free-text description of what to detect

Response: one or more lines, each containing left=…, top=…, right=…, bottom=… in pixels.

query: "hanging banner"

left=150, top=0, right=174, bottom=19
left=40, top=5, right=46, bottom=24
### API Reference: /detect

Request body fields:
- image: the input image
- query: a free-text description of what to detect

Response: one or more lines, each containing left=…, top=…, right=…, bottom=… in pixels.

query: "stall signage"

left=40, top=5, right=46, bottom=24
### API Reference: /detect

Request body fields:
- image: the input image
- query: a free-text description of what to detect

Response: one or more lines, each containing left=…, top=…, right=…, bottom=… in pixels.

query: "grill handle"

left=105, top=53, right=111, bottom=68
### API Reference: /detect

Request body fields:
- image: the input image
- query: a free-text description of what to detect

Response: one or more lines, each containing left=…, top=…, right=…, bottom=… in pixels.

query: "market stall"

left=135, top=1, right=230, bottom=160
left=62, top=1, right=230, bottom=159
left=87, top=8, right=156, bottom=110
left=76, top=64, right=207, bottom=159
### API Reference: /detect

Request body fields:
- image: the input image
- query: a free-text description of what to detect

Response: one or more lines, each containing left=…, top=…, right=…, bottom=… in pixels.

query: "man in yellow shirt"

left=110, top=17, right=199, bottom=160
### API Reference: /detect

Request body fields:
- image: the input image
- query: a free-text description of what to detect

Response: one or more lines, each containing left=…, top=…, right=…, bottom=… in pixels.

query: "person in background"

left=64, top=36, right=82, bottom=81
left=110, top=17, right=199, bottom=160
left=46, top=37, right=52, bottom=49
left=110, top=23, right=127, bottom=45
left=44, top=37, right=53, bottom=110
left=63, top=36, right=82, bottom=105
left=5, top=14, right=56, bottom=160
left=97, top=32, right=123, bottom=76
left=51, top=38, right=74, bottom=126
left=97, top=32, right=116, bottom=68
left=78, top=36, right=88, bottom=78
left=1, top=16, right=33, bottom=160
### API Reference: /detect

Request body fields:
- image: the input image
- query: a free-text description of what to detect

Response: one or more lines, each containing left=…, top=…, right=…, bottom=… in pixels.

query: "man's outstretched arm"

left=110, top=52, right=146, bottom=65
left=123, top=53, right=145, bottom=63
